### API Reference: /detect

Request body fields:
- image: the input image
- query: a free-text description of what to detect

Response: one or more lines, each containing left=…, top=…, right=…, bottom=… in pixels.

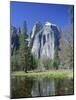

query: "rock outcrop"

left=31, top=22, right=60, bottom=60
left=11, top=26, right=19, bottom=55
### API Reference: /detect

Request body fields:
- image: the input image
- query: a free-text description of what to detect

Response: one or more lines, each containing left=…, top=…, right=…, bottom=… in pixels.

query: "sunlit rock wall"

left=31, top=22, right=60, bottom=60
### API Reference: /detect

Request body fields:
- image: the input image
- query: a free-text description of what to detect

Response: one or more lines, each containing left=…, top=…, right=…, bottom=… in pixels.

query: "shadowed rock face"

left=11, top=26, right=19, bottom=55
left=31, top=22, right=60, bottom=60
left=30, top=22, right=43, bottom=50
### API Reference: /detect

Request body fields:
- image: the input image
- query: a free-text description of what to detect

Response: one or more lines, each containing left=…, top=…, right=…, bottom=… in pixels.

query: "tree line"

left=11, top=21, right=37, bottom=72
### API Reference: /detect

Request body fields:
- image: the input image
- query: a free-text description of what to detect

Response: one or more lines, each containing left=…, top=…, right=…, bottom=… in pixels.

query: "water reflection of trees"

left=11, top=77, right=74, bottom=98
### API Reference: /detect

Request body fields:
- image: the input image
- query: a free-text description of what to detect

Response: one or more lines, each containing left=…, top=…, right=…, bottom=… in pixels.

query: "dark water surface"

left=11, top=77, right=74, bottom=98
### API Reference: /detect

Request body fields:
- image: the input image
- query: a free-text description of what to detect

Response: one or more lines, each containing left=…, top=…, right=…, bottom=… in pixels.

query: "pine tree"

left=19, top=21, right=29, bottom=72
left=53, top=48, right=60, bottom=69
left=11, top=48, right=18, bottom=71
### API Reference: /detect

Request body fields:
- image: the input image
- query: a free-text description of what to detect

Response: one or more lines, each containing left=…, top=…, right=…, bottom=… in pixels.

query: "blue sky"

left=11, top=2, right=72, bottom=33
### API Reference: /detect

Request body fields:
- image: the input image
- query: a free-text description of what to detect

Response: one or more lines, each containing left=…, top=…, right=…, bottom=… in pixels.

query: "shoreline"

left=11, top=70, right=73, bottom=79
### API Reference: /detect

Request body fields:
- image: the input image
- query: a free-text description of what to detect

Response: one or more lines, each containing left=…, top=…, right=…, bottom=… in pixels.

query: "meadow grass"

left=11, top=70, right=73, bottom=79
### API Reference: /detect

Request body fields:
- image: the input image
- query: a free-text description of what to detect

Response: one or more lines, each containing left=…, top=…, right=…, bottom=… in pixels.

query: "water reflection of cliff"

left=32, top=79, right=55, bottom=97
left=11, top=77, right=74, bottom=98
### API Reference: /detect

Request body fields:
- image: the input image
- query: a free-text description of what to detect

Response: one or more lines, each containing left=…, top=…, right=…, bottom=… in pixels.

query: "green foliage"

left=21, top=20, right=27, bottom=36
left=30, top=55, right=38, bottom=70
left=43, top=59, right=53, bottom=70
left=11, top=49, right=19, bottom=71
left=53, top=48, right=60, bottom=69
left=37, top=58, right=54, bottom=71
left=53, top=59, right=60, bottom=70
left=37, top=59, right=45, bottom=71
left=11, top=21, right=38, bottom=72
left=35, top=49, right=60, bottom=70
left=18, top=21, right=30, bottom=72
left=37, top=48, right=60, bottom=70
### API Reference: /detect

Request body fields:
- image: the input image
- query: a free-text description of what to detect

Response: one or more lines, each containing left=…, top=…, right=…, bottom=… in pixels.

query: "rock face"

left=31, top=22, right=60, bottom=60
left=11, top=26, right=19, bottom=55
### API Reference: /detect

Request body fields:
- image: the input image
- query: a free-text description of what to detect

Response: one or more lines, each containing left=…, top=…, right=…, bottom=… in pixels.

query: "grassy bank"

left=11, top=70, right=73, bottom=79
